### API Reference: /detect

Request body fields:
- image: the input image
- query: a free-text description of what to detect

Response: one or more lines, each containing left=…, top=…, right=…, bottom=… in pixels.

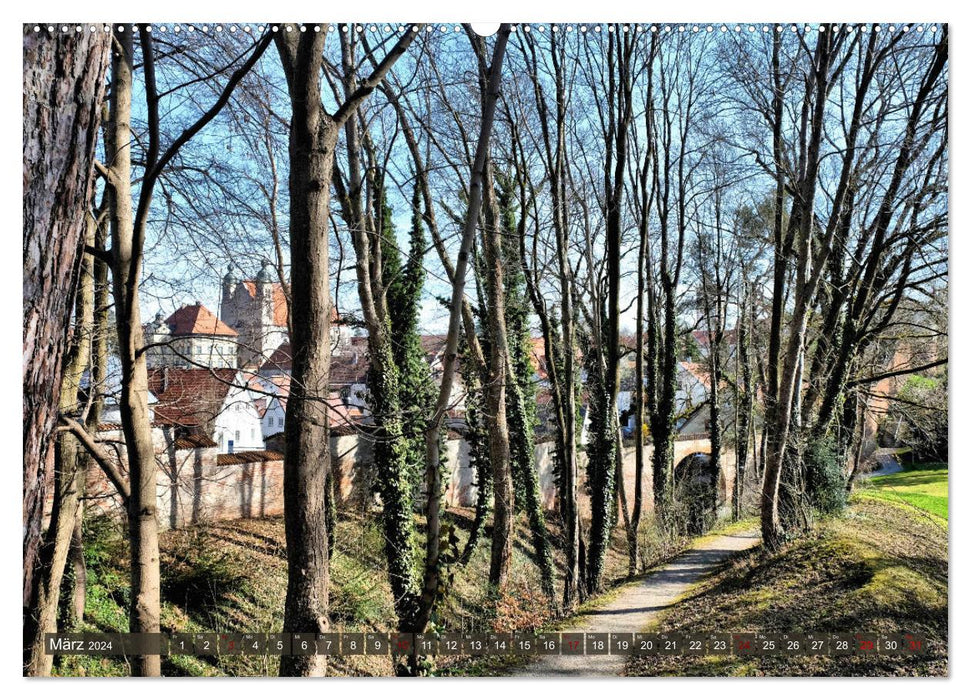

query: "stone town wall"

left=72, top=430, right=739, bottom=531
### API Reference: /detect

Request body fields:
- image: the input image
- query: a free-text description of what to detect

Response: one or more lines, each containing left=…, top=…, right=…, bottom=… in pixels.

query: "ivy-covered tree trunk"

left=481, top=162, right=514, bottom=591
left=494, top=172, right=555, bottom=600
left=458, top=353, right=492, bottom=565
left=583, top=344, right=618, bottom=594
left=337, top=47, right=422, bottom=632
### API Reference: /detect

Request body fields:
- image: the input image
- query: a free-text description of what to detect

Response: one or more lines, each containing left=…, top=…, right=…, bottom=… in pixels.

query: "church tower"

left=220, top=264, right=239, bottom=329
left=255, top=260, right=275, bottom=338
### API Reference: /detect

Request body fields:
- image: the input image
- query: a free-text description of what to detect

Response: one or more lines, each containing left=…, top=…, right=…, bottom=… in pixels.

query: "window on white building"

left=235, top=430, right=240, bottom=442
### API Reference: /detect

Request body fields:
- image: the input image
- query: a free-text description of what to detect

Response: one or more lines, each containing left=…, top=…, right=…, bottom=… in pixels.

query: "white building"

left=144, top=303, right=238, bottom=369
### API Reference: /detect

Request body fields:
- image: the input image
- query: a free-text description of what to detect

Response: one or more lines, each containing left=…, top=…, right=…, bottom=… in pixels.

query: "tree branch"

left=58, top=414, right=131, bottom=504
left=333, top=25, right=420, bottom=127
left=848, top=357, right=948, bottom=388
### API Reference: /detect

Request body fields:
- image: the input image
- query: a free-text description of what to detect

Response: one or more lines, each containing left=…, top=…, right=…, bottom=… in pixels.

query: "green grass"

left=860, top=463, right=948, bottom=522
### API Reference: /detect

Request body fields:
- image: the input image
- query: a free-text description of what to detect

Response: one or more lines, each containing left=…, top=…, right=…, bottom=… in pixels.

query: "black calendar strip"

left=45, top=632, right=929, bottom=657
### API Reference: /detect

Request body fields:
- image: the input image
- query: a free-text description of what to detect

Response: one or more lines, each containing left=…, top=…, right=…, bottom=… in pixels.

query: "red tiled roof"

left=217, top=450, right=283, bottom=466
left=420, top=334, right=448, bottom=361
left=680, top=361, right=712, bottom=388
left=260, top=342, right=368, bottom=386
left=165, top=303, right=237, bottom=337
left=265, top=374, right=291, bottom=397
left=326, top=391, right=365, bottom=431
left=173, top=433, right=218, bottom=449
left=253, top=397, right=268, bottom=418
left=331, top=351, right=369, bottom=386
left=148, top=368, right=238, bottom=427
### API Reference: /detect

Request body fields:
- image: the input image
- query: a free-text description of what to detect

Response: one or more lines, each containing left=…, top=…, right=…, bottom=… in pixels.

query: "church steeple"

left=223, top=264, right=238, bottom=287
left=256, top=259, right=272, bottom=284
left=220, top=264, right=238, bottom=328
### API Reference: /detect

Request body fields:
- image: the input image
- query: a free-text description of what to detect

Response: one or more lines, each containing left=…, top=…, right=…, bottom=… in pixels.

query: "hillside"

left=54, top=507, right=645, bottom=677
left=625, top=484, right=948, bottom=677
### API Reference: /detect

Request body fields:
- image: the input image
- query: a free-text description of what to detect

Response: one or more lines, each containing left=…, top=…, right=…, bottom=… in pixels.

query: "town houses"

left=129, top=263, right=736, bottom=463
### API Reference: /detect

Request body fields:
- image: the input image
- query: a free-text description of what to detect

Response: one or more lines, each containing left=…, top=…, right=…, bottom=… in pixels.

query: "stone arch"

left=673, top=452, right=717, bottom=535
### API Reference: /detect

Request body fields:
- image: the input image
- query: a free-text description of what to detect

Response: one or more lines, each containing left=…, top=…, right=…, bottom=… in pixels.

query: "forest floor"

left=53, top=465, right=947, bottom=677
left=54, top=502, right=690, bottom=677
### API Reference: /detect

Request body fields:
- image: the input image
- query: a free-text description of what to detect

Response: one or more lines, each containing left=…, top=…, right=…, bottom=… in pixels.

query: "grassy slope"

left=860, top=463, right=948, bottom=521
left=625, top=498, right=948, bottom=677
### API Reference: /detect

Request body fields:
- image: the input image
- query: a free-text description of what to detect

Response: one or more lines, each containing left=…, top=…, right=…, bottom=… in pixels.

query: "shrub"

left=806, top=436, right=847, bottom=515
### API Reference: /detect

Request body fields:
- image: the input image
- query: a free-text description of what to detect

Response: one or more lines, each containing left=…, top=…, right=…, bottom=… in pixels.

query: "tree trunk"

left=22, top=24, right=109, bottom=616
left=482, top=163, right=514, bottom=591
left=25, top=212, right=98, bottom=676
left=420, top=25, right=510, bottom=627
left=104, top=29, right=163, bottom=677
left=275, top=29, right=334, bottom=677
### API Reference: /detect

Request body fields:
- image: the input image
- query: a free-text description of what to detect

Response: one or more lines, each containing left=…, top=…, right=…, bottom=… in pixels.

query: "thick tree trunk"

left=25, top=214, right=98, bottom=676
left=22, top=25, right=109, bottom=615
left=275, top=29, right=334, bottom=677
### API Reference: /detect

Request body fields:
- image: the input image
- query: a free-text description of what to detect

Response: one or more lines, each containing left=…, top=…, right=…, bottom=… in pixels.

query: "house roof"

left=327, top=391, right=365, bottom=432
left=692, top=328, right=738, bottom=349
left=259, top=341, right=368, bottom=386
left=147, top=367, right=239, bottom=427
left=262, top=373, right=292, bottom=397
left=173, top=432, right=218, bottom=450
left=679, top=361, right=712, bottom=388
left=331, top=350, right=369, bottom=386
left=217, top=450, right=283, bottom=466
left=260, top=342, right=293, bottom=373
left=164, top=303, right=238, bottom=337
left=419, top=334, right=448, bottom=362
left=253, top=397, right=268, bottom=418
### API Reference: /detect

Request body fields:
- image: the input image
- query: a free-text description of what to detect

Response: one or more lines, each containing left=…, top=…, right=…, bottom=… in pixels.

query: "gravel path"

left=517, top=529, right=761, bottom=677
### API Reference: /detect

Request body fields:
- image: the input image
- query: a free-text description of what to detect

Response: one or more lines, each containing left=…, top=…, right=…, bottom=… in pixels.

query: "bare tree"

left=274, top=23, right=417, bottom=676
left=92, top=26, right=272, bottom=676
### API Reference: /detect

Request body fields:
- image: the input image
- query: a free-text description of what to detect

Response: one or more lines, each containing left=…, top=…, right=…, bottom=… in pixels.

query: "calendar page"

left=22, top=15, right=948, bottom=681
